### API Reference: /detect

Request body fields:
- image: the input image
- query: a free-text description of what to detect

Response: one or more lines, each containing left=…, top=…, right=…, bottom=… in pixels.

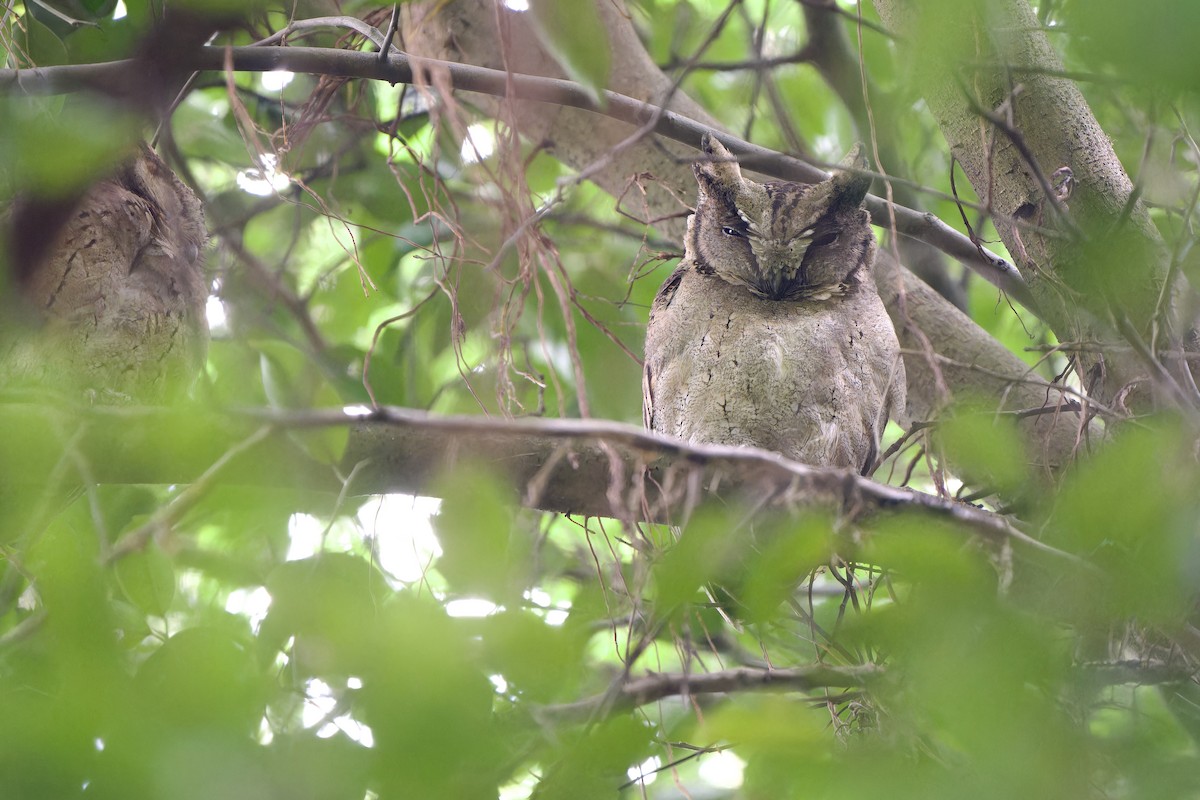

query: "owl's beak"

left=753, top=238, right=812, bottom=299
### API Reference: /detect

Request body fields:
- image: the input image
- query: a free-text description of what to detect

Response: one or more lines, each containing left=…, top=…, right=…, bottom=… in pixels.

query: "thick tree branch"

left=337, top=406, right=1067, bottom=560
left=0, top=401, right=1086, bottom=568
left=872, top=0, right=1185, bottom=410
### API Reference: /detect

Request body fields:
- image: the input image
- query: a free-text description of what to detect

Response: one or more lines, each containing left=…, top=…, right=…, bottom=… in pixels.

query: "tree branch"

left=332, top=405, right=1046, bottom=550
left=0, top=44, right=1032, bottom=307
left=537, top=657, right=1195, bottom=723
left=0, top=400, right=1087, bottom=568
left=871, top=0, right=1179, bottom=410
left=538, top=664, right=884, bottom=723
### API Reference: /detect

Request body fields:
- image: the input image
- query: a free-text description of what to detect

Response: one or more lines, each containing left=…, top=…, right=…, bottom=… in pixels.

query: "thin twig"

left=537, top=663, right=884, bottom=723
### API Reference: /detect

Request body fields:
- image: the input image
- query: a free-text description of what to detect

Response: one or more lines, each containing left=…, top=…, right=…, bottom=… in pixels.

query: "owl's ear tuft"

left=830, top=143, right=872, bottom=209
left=837, top=142, right=868, bottom=171
left=695, top=133, right=744, bottom=192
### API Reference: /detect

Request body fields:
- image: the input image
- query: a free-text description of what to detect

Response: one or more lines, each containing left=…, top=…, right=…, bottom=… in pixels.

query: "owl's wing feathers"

left=642, top=260, right=690, bottom=431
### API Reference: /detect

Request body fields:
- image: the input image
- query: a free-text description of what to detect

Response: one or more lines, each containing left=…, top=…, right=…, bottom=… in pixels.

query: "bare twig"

left=537, top=663, right=884, bottom=722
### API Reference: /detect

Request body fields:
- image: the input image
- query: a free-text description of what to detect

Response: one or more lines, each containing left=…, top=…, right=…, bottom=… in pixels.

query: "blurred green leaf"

left=729, top=514, right=832, bottom=624
left=1046, top=424, right=1198, bottom=624
left=171, top=0, right=268, bottom=14
left=135, top=624, right=264, bottom=734
left=114, top=546, right=175, bottom=617
left=699, top=696, right=825, bottom=797
left=362, top=594, right=506, bottom=797
left=482, top=609, right=585, bottom=702
left=430, top=463, right=526, bottom=602
left=261, top=554, right=392, bottom=673
left=18, top=14, right=69, bottom=67
left=938, top=403, right=1029, bottom=498
left=536, top=716, right=655, bottom=800
left=1063, top=0, right=1200, bottom=93
left=266, top=734, right=372, bottom=800
left=0, top=97, right=139, bottom=197
left=651, top=504, right=745, bottom=614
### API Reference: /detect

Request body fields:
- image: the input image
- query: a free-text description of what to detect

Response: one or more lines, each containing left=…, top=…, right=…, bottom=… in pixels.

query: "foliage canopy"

left=3, top=1, right=1200, bottom=798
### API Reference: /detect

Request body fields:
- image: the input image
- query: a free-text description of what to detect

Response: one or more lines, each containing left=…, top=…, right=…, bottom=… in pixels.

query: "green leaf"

left=1063, top=0, right=1200, bottom=93
left=430, top=463, right=525, bottom=602
left=536, top=716, right=655, bottom=800
left=79, top=0, right=118, bottom=14
left=18, top=14, right=70, bottom=67
left=266, top=734, right=372, bottom=800
left=1047, top=424, right=1197, bottom=624
left=113, top=546, right=176, bottom=617
left=261, top=554, right=393, bottom=673
left=364, top=594, right=506, bottom=797
left=938, top=403, right=1029, bottom=498
left=0, top=96, right=139, bottom=197
left=170, top=0, right=268, bottom=14
left=651, top=503, right=747, bottom=615
left=135, top=624, right=264, bottom=734
left=481, top=610, right=585, bottom=701
left=526, top=0, right=611, bottom=102
left=734, top=514, right=833, bottom=623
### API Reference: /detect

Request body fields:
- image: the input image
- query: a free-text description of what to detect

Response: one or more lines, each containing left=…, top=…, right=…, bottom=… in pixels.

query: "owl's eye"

left=721, top=226, right=746, bottom=238
left=811, top=232, right=839, bottom=248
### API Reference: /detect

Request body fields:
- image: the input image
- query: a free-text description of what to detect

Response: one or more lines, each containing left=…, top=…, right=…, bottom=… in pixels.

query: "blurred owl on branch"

left=644, top=135, right=905, bottom=474
left=2, top=144, right=209, bottom=403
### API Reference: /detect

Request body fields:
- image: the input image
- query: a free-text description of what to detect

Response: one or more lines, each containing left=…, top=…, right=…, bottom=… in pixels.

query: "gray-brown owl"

left=643, top=135, right=905, bottom=474
left=2, top=144, right=209, bottom=403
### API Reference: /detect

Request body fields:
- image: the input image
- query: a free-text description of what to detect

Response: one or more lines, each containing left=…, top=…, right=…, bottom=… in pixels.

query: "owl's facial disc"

left=694, top=145, right=866, bottom=300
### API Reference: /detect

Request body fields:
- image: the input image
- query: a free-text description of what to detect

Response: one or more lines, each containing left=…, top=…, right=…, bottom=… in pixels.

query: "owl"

left=643, top=135, right=905, bottom=474
left=2, top=144, right=209, bottom=403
